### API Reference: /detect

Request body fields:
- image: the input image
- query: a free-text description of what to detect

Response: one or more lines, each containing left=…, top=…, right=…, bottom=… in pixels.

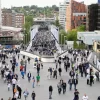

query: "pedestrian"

left=23, top=89, right=29, bottom=100
left=73, top=78, right=78, bottom=90
left=32, top=76, right=35, bottom=88
left=37, top=64, right=40, bottom=75
left=58, top=67, right=62, bottom=76
left=12, top=77, right=16, bottom=90
left=90, top=75, right=93, bottom=86
left=36, top=74, right=40, bottom=86
left=73, top=89, right=79, bottom=100
left=27, top=71, right=31, bottom=82
left=17, top=85, right=22, bottom=99
left=62, top=81, right=67, bottom=94
left=68, top=78, right=73, bottom=90
left=69, top=70, right=75, bottom=79
left=27, top=57, right=30, bottom=64
left=57, top=82, right=62, bottom=94
left=31, top=91, right=36, bottom=100
left=49, top=85, right=53, bottom=99
left=53, top=69, right=57, bottom=79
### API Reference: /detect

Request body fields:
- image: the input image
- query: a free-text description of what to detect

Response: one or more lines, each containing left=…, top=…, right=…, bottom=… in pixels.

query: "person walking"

left=17, top=85, right=22, bottom=99
left=32, top=76, right=35, bottom=88
left=23, top=89, right=29, bottom=100
left=58, top=67, right=62, bottom=76
left=73, top=89, right=79, bottom=100
left=73, top=78, right=78, bottom=90
left=27, top=71, right=31, bottom=82
left=68, top=78, right=73, bottom=90
left=62, top=81, right=67, bottom=94
left=36, top=74, right=40, bottom=86
left=53, top=69, right=57, bottom=79
left=27, top=57, right=30, bottom=64
left=31, top=91, right=36, bottom=100
left=49, top=85, right=53, bottom=99
left=57, top=82, right=62, bottom=94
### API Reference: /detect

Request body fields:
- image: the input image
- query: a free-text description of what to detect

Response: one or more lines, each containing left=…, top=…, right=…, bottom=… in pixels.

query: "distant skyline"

left=1, top=0, right=98, bottom=8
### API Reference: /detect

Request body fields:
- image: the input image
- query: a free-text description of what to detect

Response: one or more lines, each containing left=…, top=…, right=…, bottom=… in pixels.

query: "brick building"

left=66, top=0, right=87, bottom=31
left=2, top=9, right=12, bottom=26
left=2, top=9, right=25, bottom=28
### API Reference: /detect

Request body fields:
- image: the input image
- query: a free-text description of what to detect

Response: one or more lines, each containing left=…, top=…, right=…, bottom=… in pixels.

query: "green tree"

left=23, top=15, right=33, bottom=44
left=67, top=29, right=77, bottom=41
left=77, top=25, right=86, bottom=32
left=73, top=41, right=78, bottom=49
left=59, top=30, right=67, bottom=44
left=55, top=19, right=60, bottom=27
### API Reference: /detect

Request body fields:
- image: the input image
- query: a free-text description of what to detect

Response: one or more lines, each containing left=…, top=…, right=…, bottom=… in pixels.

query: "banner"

left=30, top=27, right=38, bottom=40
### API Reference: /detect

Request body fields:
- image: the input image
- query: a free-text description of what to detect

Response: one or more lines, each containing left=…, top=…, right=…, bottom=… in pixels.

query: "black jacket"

left=62, top=82, right=66, bottom=88
left=31, top=92, right=36, bottom=98
left=49, top=86, right=53, bottom=92
left=73, top=79, right=78, bottom=85
left=12, top=98, right=17, bottom=100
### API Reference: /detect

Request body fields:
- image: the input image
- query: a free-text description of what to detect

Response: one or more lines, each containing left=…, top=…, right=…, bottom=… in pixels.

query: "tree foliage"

left=23, top=15, right=33, bottom=44
left=11, top=5, right=59, bottom=17
left=77, top=25, right=86, bottom=32
left=59, top=25, right=86, bottom=46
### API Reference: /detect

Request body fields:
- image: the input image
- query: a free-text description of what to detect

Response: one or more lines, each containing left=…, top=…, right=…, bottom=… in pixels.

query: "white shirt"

left=15, top=91, right=19, bottom=98
left=82, top=96, right=88, bottom=100
left=5, top=71, right=9, bottom=76
left=8, top=83, right=11, bottom=88
left=12, top=78, right=16, bottom=84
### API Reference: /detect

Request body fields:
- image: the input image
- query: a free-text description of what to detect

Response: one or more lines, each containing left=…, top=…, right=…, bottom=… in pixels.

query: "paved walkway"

left=0, top=55, right=100, bottom=100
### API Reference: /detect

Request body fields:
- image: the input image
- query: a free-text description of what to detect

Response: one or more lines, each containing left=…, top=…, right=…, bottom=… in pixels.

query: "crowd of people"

left=0, top=47, right=100, bottom=100
left=30, top=30, right=57, bottom=56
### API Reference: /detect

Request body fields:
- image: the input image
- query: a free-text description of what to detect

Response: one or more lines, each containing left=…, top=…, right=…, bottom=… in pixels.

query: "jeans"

left=32, top=97, right=35, bottom=100
left=33, top=82, right=35, bottom=88
left=49, top=91, right=52, bottom=99
left=69, top=84, right=72, bottom=90
left=74, top=84, right=76, bottom=90
left=63, top=88, right=66, bottom=94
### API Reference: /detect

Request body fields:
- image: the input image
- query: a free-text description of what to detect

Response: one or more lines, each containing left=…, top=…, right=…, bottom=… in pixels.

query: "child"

left=7, top=81, right=11, bottom=91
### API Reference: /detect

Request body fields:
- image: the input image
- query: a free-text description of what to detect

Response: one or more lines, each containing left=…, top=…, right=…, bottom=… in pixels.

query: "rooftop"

left=1, top=26, right=22, bottom=32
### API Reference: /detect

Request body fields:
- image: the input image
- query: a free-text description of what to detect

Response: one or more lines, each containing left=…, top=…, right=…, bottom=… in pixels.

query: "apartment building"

left=59, top=0, right=70, bottom=29
left=66, top=0, right=87, bottom=31
left=2, top=9, right=12, bottom=26
left=2, top=9, right=25, bottom=28
left=86, top=4, right=100, bottom=31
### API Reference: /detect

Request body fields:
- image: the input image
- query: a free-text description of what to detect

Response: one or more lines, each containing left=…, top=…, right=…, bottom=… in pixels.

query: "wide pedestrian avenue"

left=0, top=54, right=100, bottom=100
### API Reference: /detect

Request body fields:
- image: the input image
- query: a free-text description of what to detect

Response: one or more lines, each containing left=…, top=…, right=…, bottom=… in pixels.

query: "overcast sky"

left=1, top=0, right=98, bottom=8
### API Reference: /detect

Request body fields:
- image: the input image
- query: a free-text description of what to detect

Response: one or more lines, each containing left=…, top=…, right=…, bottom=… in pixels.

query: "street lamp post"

left=25, top=34, right=27, bottom=44
left=64, top=36, right=67, bottom=50
left=61, top=34, right=63, bottom=46
left=64, top=36, right=67, bottom=45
